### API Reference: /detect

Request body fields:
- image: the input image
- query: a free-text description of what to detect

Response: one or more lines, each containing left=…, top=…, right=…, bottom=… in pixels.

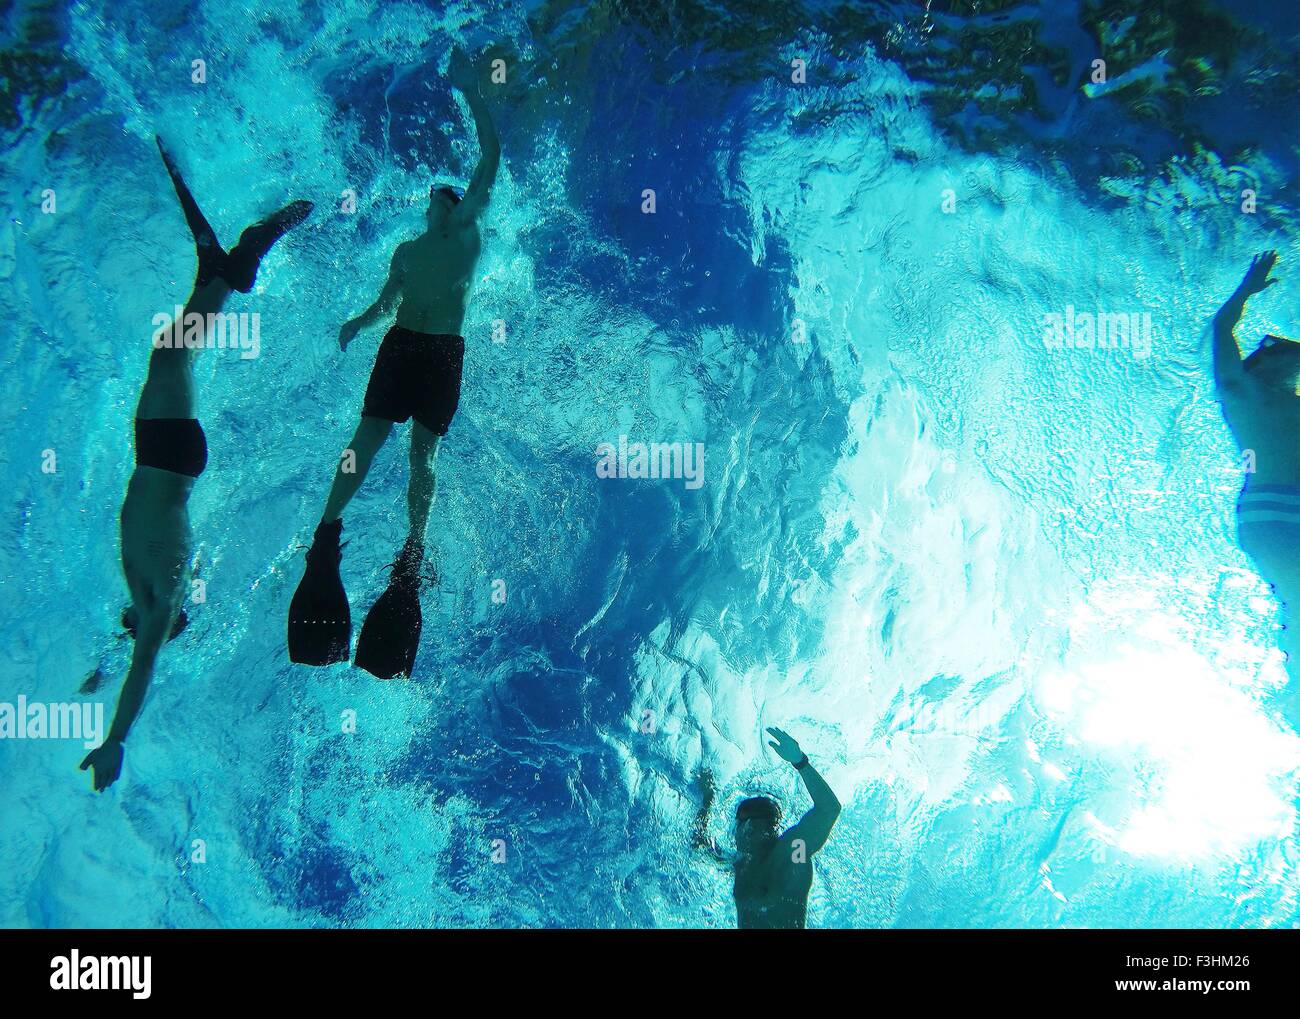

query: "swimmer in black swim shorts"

left=287, top=49, right=499, bottom=678
left=80, top=137, right=310, bottom=791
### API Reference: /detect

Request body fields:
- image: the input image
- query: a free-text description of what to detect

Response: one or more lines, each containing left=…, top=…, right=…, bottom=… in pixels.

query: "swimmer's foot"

left=223, top=199, right=314, bottom=292
left=287, top=518, right=352, bottom=666
left=354, top=537, right=424, bottom=680
left=121, top=605, right=190, bottom=642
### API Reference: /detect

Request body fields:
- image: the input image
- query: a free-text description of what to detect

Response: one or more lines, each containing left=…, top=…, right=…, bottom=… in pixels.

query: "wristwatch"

left=793, top=753, right=809, bottom=770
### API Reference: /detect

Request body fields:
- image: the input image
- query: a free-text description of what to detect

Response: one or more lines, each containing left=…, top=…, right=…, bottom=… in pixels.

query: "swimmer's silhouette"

left=80, top=138, right=311, bottom=791
left=1213, top=251, right=1300, bottom=691
left=693, top=727, right=841, bottom=928
left=287, top=50, right=500, bottom=679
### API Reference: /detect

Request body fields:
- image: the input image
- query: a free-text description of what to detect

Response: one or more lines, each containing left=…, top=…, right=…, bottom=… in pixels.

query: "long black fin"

left=223, top=199, right=314, bottom=292
left=354, top=539, right=424, bottom=680
left=288, top=519, right=352, bottom=666
left=156, top=136, right=227, bottom=288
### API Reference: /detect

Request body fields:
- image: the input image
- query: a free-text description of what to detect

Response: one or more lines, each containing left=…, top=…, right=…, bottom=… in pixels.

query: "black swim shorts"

left=361, top=326, right=465, bottom=436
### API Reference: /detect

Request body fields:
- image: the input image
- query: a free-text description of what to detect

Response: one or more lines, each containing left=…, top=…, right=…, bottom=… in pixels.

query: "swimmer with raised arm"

left=693, top=727, right=841, bottom=928
left=287, top=49, right=499, bottom=679
left=1212, top=251, right=1300, bottom=685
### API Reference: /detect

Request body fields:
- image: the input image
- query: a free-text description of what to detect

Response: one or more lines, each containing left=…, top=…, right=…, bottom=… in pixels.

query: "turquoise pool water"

left=2, top=0, right=1299, bottom=928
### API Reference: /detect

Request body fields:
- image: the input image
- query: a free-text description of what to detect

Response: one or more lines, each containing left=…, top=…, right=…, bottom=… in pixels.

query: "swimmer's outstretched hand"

left=1241, top=250, right=1278, bottom=296
left=339, top=319, right=360, bottom=351
left=80, top=740, right=124, bottom=792
left=766, top=726, right=803, bottom=764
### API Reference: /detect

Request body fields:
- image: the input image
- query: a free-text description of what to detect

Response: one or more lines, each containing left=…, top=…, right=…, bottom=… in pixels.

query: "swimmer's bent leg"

left=157, top=136, right=227, bottom=288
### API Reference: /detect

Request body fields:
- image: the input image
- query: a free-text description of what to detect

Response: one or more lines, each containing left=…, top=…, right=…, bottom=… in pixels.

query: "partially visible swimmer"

left=79, top=138, right=311, bottom=791
left=1212, top=251, right=1300, bottom=701
left=694, top=727, right=841, bottom=929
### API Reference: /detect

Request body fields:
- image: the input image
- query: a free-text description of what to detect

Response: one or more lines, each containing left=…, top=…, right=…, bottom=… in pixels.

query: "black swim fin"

left=287, top=519, right=351, bottom=666
left=354, top=539, right=424, bottom=680
left=223, top=199, right=314, bottom=293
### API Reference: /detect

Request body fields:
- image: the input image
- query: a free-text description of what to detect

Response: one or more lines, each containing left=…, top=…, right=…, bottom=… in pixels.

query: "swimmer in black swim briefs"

left=80, top=137, right=310, bottom=791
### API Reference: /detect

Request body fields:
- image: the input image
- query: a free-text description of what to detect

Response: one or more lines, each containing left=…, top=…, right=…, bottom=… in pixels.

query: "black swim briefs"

left=361, top=326, right=465, bottom=436
left=135, top=417, right=208, bottom=478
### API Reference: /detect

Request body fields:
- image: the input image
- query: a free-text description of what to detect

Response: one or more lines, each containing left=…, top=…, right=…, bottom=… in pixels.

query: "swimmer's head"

left=734, top=796, right=781, bottom=854
left=428, top=184, right=463, bottom=224
left=1243, top=334, right=1300, bottom=392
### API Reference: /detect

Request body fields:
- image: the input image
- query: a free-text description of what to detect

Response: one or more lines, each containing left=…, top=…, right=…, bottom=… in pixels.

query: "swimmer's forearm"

left=107, top=615, right=168, bottom=744
left=464, top=85, right=498, bottom=151
left=1215, top=288, right=1249, bottom=331
left=352, top=291, right=397, bottom=328
left=351, top=304, right=382, bottom=328
left=106, top=680, right=145, bottom=745
left=690, top=770, right=714, bottom=845
left=353, top=249, right=406, bottom=331
left=797, top=757, right=840, bottom=814
left=1212, top=288, right=1249, bottom=380
left=464, top=88, right=500, bottom=195
left=690, top=802, right=713, bottom=845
